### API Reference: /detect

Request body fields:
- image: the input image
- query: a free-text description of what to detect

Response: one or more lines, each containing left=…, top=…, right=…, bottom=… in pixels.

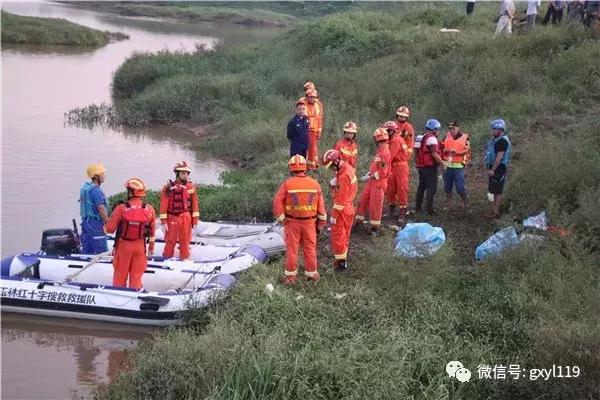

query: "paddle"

left=63, top=250, right=112, bottom=283
left=176, top=221, right=279, bottom=292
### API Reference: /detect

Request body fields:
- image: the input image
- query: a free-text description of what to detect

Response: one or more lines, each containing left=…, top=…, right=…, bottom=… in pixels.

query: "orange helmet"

left=373, top=127, right=389, bottom=142
left=342, top=121, right=358, bottom=134
left=124, top=177, right=146, bottom=197
left=322, top=149, right=341, bottom=169
left=305, top=88, right=318, bottom=98
left=288, top=154, right=307, bottom=173
left=384, top=121, right=398, bottom=133
left=396, top=106, right=410, bottom=118
left=173, top=161, right=191, bottom=173
left=303, top=81, right=315, bottom=91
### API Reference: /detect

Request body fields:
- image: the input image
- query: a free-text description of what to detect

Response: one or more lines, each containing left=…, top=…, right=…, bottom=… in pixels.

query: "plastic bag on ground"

left=394, top=223, right=446, bottom=258
left=523, top=211, right=547, bottom=231
left=475, top=227, right=519, bottom=261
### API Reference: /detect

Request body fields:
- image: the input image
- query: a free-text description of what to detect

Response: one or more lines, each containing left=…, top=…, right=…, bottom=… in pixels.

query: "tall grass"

left=96, top=3, right=600, bottom=399
left=0, top=11, right=128, bottom=46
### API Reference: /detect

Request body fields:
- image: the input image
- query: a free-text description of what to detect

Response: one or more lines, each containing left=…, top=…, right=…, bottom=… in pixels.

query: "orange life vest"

left=442, top=132, right=471, bottom=166
left=166, top=180, right=191, bottom=215
left=119, top=202, right=153, bottom=241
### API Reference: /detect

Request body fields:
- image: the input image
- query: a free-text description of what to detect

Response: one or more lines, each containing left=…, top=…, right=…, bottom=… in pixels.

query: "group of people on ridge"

left=279, top=81, right=512, bottom=285
left=79, top=161, right=200, bottom=289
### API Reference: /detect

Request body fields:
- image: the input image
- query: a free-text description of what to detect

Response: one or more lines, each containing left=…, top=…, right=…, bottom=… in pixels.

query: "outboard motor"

left=41, top=228, right=80, bottom=255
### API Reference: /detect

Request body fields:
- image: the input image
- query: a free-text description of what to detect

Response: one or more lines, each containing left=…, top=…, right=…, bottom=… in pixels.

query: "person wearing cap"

left=414, top=119, right=445, bottom=215
left=79, top=164, right=109, bottom=254
left=287, top=100, right=310, bottom=158
left=333, top=121, right=359, bottom=168
left=485, top=119, right=512, bottom=218
left=298, top=86, right=324, bottom=170
left=441, top=121, right=471, bottom=210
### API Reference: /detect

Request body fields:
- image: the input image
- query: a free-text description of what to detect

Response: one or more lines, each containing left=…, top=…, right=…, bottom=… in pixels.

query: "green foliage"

left=0, top=10, right=127, bottom=46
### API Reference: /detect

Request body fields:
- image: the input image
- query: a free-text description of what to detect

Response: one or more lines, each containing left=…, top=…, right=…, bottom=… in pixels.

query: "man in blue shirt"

left=485, top=120, right=512, bottom=219
left=287, top=100, right=310, bottom=159
left=79, top=164, right=109, bottom=254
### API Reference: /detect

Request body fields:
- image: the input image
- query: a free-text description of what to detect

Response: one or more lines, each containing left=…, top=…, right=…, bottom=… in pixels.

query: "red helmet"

left=373, top=127, right=389, bottom=142
left=342, top=121, right=358, bottom=134
left=124, top=177, right=146, bottom=197
left=396, top=106, right=410, bottom=118
left=322, top=149, right=341, bottom=169
left=384, top=120, right=398, bottom=133
left=288, top=154, right=307, bottom=173
left=173, top=161, right=191, bottom=173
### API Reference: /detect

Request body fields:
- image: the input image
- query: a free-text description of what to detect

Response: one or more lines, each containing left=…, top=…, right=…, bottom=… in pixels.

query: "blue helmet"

left=490, top=119, right=506, bottom=130
left=425, top=119, right=441, bottom=131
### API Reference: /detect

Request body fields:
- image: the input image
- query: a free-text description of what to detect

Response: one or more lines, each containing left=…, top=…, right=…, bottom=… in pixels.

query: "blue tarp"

left=475, top=227, right=519, bottom=261
left=394, top=223, right=446, bottom=258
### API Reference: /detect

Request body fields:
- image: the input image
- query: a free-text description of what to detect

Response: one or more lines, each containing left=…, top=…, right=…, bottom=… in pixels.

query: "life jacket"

left=442, top=132, right=471, bottom=166
left=484, top=135, right=511, bottom=168
left=79, top=181, right=108, bottom=220
left=167, top=180, right=191, bottom=215
left=284, top=176, right=321, bottom=219
left=415, top=132, right=441, bottom=168
left=118, top=202, right=153, bottom=241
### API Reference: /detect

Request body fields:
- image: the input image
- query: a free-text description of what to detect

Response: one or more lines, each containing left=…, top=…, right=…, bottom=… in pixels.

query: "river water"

left=1, top=2, right=281, bottom=398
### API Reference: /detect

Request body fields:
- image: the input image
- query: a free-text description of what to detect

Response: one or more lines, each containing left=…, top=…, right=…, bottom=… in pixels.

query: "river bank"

left=1, top=10, right=128, bottom=46
left=85, top=3, right=599, bottom=399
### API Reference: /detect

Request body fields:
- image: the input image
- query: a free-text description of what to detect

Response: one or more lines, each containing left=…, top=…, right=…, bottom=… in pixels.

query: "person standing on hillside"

left=527, top=0, right=542, bottom=29
left=414, top=119, right=445, bottom=215
left=542, top=0, right=565, bottom=24
left=495, top=0, right=516, bottom=36
left=79, top=163, right=109, bottom=254
left=273, top=155, right=327, bottom=285
left=441, top=121, right=471, bottom=210
left=467, top=0, right=477, bottom=15
left=333, top=121, right=359, bottom=168
left=323, top=149, right=358, bottom=271
left=355, top=128, right=391, bottom=235
left=159, top=161, right=200, bottom=260
left=287, top=100, right=310, bottom=158
left=298, top=82, right=324, bottom=170
left=485, top=119, right=512, bottom=219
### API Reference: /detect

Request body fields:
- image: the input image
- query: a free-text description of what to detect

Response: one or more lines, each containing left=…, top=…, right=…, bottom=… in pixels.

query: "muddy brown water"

left=1, top=2, right=282, bottom=398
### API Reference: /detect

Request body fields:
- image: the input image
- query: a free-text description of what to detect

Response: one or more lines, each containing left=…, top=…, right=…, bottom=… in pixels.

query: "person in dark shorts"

left=484, top=119, right=512, bottom=218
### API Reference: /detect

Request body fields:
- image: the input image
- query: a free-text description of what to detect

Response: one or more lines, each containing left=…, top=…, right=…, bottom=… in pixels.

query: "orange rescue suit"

left=386, top=133, right=410, bottom=208
left=334, top=137, right=358, bottom=168
left=273, top=173, right=327, bottom=279
left=356, top=143, right=391, bottom=227
left=299, top=97, right=324, bottom=169
left=396, top=121, right=415, bottom=158
left=159, top=180, right=200, bottom=260
left=330, top=162, right=358, bottom=261
left=104, top=197, right=156, bottom=289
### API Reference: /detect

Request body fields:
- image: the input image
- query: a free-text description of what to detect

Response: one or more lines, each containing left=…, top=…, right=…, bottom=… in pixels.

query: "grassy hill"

left=96, top=3, right=600, bottom=399
left=1, top=11, right=128, bottom=46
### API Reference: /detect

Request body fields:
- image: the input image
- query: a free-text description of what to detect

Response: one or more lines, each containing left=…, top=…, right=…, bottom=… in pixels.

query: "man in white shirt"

left=527, top=0, right=542, bottom=29
left=495, top=0, right=516, bottom=36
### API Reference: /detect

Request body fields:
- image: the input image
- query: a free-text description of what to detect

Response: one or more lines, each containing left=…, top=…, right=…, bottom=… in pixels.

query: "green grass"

left=95, top=3, right=600, bottom=399
left=0, top=11, right=128, bottom=46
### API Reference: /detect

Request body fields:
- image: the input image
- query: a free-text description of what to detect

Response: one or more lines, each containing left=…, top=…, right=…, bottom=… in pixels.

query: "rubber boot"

left=334, top=260, right=348, bottom=272
left=398, top=207, right=407, bottom=222
left=282, top=275, right=297, bottom=286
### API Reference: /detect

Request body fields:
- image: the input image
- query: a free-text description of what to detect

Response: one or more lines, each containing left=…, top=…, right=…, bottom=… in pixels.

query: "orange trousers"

left=331, top=207, right=354, bottom=260
left=356, top=181, right=387, bottom=227
left=307, top=129, right=320, bottom=170
left=112, top=239, right=147, bottom=289
left=163, top=213, right=192, bottom=260
left=284, top=219, right=318, bottom=277
left=386, top=162, right=410, bottom=208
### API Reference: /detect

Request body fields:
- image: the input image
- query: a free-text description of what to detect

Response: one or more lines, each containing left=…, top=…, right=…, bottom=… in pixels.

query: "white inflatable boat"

left=0, top=246, right=267, bottom=326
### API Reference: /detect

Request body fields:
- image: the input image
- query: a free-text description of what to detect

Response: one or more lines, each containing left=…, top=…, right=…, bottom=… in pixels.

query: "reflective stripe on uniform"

left=370, top=220, right=381, bottom=226
left=286, top=205, right=317, bottom=211
left=285, top=269, right=298, bottom=276
left=355, top=215, right=365, bottom=221
left=304, top=270, right=319, bottom=277
left=333, top=204, right=344, bottom=211
left=350, top=176, right=357, bottom=184
left=373, top=172, right=380, bottom=180
left=159, top=214, right=168, bottom=219
left=317, top=214, right=327, bottom=221
left=288, top=189, right=318, bottom=194
left=334, top=252, right=347, bottom=260
left=187, top=188, right=195, bottom=194
left=191, top=212, right=200, bottom=217
left=374, top=157, right=381, bottom=161
left=276, top=213, right=285, bottom=222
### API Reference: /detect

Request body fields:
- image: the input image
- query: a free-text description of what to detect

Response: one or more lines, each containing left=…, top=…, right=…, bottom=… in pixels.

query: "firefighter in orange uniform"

left=333, top=121, right=359, bottom=168
left=385, top=120, right=411, bottom=221
left=298, top=87, right=324, bottom=170
left=104, top=178, right=155, bottom=289
left=355, top=128, right=391, bottom=235
left=392, top=106, right=415, bottom=217
left=323, top=149, right=358, bottom=271
left=273, top=155, right=327, bottom=285
left=159, top=161, right=200, bottom=260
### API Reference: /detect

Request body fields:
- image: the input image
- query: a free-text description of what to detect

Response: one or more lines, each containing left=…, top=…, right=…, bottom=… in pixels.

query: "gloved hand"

left=329, top=177, right=337, bottom=187
left=329, top=216, right=337, bottom=225
left=360, top=173, right=371, bottom=182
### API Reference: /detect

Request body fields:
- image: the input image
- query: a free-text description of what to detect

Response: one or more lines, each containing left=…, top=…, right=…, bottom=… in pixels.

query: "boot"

left=306, top=272, right=320, bottom=282
left=334, top=260, right=348, bottom=272
left=398, top=207, right=407, bottom=222
left=282, top=275, right=297, bottom=286
left=387, top=204, right=396, bottom=218
left=370, top=226, right=381, bottom=236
